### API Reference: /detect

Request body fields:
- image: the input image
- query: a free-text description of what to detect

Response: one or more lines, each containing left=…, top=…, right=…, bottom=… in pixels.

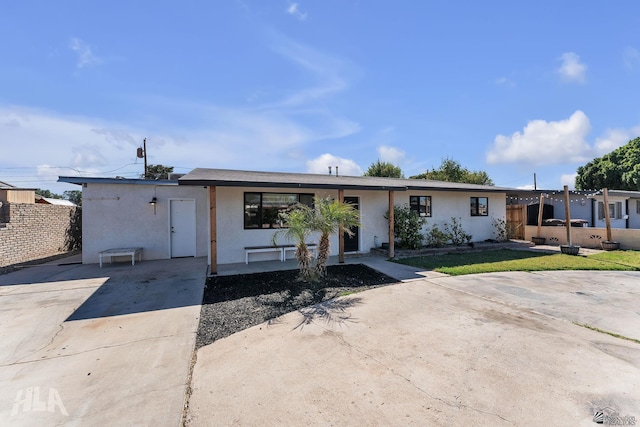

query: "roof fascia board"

left=177, top=179, right=407, bottom=191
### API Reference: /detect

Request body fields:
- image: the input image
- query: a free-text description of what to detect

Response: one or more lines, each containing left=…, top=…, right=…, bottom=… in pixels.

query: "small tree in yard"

left=491, top=216, right=508, bottom=241
left=312, top=197, right=360, bottom=277
left=272, top=197, right=360, bottom=281
left=272, top=204, right=316, bottom=281
left=385, top=204, right=427, bottom=249
left=444, top=217, right=472, bottom=245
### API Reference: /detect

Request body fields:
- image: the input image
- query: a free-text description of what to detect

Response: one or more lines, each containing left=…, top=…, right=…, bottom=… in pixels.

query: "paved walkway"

left=0, top=256, right=207, bottom=426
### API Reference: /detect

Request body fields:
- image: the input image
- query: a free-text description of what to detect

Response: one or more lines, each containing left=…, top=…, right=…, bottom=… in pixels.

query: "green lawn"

left=394, top=249, right=640, bottom=276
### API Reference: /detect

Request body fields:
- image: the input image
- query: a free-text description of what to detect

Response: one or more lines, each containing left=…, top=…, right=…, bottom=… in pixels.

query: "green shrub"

left=385, top=204, right=427, bottom=250
left=425, top=224, right=448, bottom=247
left=444, top=217, right=472, bottom=245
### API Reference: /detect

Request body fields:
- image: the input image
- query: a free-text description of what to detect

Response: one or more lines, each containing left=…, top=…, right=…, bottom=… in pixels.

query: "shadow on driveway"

left=66, top=257, right=208, bottom=320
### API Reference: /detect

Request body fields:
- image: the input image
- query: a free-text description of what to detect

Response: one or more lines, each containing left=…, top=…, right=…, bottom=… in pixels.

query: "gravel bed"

left=196, top=264, right=397, bottom=348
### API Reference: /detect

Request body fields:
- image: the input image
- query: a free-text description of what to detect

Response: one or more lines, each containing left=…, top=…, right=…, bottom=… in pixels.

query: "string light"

left=506, top=190, right=603, bottom=204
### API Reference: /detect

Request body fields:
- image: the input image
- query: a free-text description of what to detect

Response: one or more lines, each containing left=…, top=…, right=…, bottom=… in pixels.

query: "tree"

left=312, top=197, right=360, bottom=277
left=410, top=158, right=494, bottom=185
left=363, top=160, right=404, bottom=178
left=144, top=164, right=174, bottom=180
left=35, top=189, right=63, bottom=199
left=271, top=197, right=360, bottom=280
left=272, top=204, right=316, bottom=281
left=575, top=137, right=640, bottom=190
left=63, top=190, right=82, bottom=207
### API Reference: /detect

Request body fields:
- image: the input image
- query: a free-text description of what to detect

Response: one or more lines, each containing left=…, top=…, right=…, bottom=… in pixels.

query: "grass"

left=394, top=249, right=640, bottom=276
left=573, top=322, right=640, bottom=344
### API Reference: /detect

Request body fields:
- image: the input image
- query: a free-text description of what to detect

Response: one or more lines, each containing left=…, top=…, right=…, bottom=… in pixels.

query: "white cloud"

left=594, top=126, right=640, bottom=155
left=1, top=35, right=362, bottom=192
left=557, top=52, right=587, bottom=84
left=306, top=154, right=362, bottom=176
left=623, top=46, right=640, bottom=70
left=487, top=110, right=592, bottom=165
left=69, top=38, right=101, bottom=68
left=560, top=173, right=577, bottom=189
left=516, top=184, right=536, bottom=190
left=286, top=3, right=307, bottom=21
left=377, top=145, right=405, bottom=164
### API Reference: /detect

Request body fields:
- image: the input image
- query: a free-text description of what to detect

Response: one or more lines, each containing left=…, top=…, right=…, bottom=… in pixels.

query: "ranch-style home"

left=59, top=168, right=511, bottom=274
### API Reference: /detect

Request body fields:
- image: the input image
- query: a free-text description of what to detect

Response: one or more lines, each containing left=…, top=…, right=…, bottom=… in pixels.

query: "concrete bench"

left=99, top=247, right=143, bottom=268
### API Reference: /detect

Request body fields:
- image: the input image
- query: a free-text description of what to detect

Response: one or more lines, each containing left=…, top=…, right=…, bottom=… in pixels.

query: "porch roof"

left=178, top=168, right=511, bottom=193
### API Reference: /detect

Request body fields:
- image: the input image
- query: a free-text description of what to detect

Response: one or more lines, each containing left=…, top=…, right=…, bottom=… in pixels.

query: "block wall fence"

left=0, top=203, right=80, bottom=267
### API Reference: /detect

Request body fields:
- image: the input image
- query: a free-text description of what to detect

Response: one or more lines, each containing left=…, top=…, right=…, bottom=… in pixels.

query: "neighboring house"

left=507, top=189, right=597, bottom=226
left=591, top=190, right=640, bottom=229
left=0, top=180, right=36, bottom=205
left=35, top=195, right=77, bottom=206
left=59, top=168, right=511, bottom=273
left=507, top=189, right=640, bottom=229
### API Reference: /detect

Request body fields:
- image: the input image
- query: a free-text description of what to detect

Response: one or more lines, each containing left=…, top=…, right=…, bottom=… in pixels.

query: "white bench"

left=282, top=244, right=318, bottom=261
left=99, top=247, right=143, bottom=268
left=244, top=244, right=318, bottom=264
left=244, top=246, right=283, bottom=264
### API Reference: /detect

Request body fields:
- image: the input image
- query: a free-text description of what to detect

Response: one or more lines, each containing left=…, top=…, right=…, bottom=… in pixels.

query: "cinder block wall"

left=0, top=203, right=80, bottom=267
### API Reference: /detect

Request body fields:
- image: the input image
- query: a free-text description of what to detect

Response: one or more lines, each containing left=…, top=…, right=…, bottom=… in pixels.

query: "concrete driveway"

left=187, top=270, right=640, bottom=426
left=0, top=256, right=207, bottom=426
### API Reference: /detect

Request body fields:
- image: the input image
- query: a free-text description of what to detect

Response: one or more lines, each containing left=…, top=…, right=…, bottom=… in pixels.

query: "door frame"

left=168, top=198, right=197, bottom=258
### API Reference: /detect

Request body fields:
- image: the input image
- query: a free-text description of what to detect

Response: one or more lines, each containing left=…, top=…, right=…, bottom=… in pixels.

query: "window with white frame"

left=597, top=201, right=623, bottom=220
left=410, top=195, right=431, bottom=217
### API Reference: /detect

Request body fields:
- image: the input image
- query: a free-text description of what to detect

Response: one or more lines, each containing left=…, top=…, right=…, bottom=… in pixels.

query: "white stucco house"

left=59, top=168, right=511, bottom=274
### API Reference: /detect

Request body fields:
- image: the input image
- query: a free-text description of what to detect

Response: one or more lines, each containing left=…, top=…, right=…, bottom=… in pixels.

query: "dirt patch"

left=196, top=264, right=397, bottom=348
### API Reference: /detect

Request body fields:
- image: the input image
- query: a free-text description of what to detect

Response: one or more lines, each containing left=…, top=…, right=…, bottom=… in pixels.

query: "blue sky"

left=2, top=1, right=639, bottom=194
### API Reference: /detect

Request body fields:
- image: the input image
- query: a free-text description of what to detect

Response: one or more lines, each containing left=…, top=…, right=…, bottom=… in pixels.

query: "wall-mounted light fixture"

left=149, top=196, right=157, bottom=214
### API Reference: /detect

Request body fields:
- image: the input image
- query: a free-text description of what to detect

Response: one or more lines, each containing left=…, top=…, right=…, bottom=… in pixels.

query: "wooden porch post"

left=338, top=189, right=345, bottom=263
left=603, top=188, right=612, bottom=242
left=563, top=185, right=572, bottom=246
left=209, top=186, right=217, bottom=274
left=388, top=191, right=395, bottom=258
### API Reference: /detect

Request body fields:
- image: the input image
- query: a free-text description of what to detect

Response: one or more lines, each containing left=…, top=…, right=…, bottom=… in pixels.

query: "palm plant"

left=272, top=204, right=316, bottom=281
left=312, top=197, right=360, bottom=277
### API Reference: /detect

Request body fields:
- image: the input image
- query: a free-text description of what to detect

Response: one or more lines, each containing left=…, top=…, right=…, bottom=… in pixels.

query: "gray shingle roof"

left=178, top=168, right=512, bottom=193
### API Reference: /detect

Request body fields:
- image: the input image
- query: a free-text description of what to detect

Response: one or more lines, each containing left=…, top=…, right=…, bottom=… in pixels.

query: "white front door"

left=170, top=199, right=196, bottom=258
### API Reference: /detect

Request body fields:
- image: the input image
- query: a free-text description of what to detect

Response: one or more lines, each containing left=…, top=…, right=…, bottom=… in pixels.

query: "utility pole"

left=534, top=173, right=537, bottom=190
left=137, top=138, right=148, bottom=179
left=143, top=138, right=148, bottom=179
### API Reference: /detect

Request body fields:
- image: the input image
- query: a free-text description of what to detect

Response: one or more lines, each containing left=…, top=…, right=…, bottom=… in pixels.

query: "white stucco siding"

left=214, top=187, right=507, bottom=264
left=629, top=199, right=640, bottom=229
left=217, top=187, right=360, bottom=264
left=81, top=183, right=208, bottom=264
left=593, top=196, right=629, bottom=229
left=393, top=191, right=507, bottom=243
